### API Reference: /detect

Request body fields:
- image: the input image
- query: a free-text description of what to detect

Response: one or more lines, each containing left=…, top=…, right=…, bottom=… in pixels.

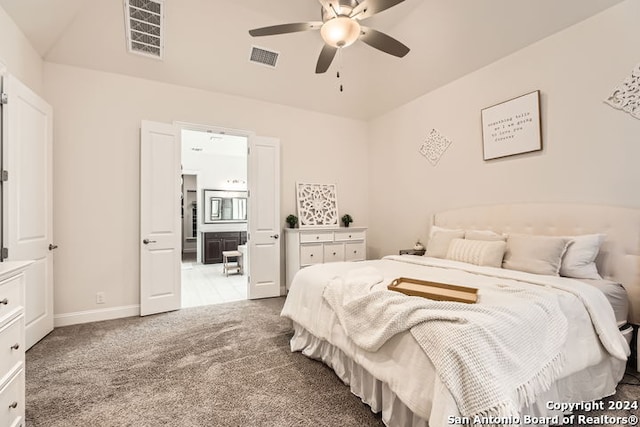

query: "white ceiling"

left=0, top=0, right=624, bottom=119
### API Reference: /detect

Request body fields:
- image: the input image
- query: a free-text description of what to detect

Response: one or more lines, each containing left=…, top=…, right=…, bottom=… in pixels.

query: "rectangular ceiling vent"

left=124, top=0, right=164, bottom=60
left=249, top=46, right=279, bottom=68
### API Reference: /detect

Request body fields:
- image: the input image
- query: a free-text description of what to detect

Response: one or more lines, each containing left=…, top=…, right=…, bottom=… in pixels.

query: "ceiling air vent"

left=124, top=0, right=164, bottom=59
left=249, top=46, right=279, bottom=68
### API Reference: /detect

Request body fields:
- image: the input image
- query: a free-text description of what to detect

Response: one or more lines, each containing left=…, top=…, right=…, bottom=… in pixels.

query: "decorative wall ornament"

left=419, top=128, right=452, bottom=166
left=605, top=63, right=640, bottom=120
left=481, top=90, right=542, bottom=160
left=296, top=183, right=339, bottom=228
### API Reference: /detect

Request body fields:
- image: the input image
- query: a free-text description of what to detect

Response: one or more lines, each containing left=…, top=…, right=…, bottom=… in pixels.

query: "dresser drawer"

left=334, top=230, right=365, bottom=242
left=0, top=316, right=24, bottom=388
left=0, top=275, right=24, bottom=327
left=345, top=242, right=366, bottom=261
left=0, top=368, right=24, bottom=427
left=300, top=244, right=323, bottom=266
left=300, top=232, right=334, bottom=243
left=323, top=244, right=345, bottom=263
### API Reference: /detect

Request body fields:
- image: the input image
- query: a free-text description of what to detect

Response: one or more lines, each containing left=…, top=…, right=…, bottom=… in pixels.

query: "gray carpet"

left=26, top=297, right=640, bottom=427
left=26, top=298, right=383, bottom=427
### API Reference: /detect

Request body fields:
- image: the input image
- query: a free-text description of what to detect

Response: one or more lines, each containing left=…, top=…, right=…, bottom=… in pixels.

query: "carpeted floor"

left=25, top=297, right=383, bottom=427
left=26, top=297, right=640, bottom=427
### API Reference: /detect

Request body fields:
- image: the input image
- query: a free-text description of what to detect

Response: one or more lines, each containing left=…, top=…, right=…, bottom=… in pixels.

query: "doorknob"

left=143, top=239, right=157, bottom=244
left=270, top=234, right=279, bottom=239
left=48, top=244, right=58, bottom=251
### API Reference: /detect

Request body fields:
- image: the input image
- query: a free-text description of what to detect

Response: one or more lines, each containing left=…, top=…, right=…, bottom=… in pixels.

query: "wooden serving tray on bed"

left=387, top=277, right=478, bottom=304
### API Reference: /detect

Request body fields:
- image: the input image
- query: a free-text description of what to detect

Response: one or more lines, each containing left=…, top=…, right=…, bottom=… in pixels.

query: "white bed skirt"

left=291, top=323, right=429, bottom=427
left=290, top=322, right=626, bottom=427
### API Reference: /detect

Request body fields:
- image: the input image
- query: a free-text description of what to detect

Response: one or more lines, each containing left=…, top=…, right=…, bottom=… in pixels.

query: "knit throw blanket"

left=322, top=267, right=569, bottom=420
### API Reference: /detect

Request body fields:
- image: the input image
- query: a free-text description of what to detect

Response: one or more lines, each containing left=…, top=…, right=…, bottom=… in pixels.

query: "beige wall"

left=3, top=0, right=640, bottom=321
left=367, top=0, right=640, bottom=259
left=0, top=6, right=43, bottom=94
left=43, top=62, right=369, bottom=316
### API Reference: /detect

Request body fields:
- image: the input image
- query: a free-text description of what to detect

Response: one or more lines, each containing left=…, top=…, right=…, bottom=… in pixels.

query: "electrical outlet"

left=96, top=292, right=105, bottom=304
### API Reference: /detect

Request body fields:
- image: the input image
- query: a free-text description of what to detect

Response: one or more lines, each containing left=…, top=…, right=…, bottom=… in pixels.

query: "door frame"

left=0, top=69, right=6, bottom=262
left=180, top=170, right=200, bottom=261
left=174, top=121, right=255, bottom=299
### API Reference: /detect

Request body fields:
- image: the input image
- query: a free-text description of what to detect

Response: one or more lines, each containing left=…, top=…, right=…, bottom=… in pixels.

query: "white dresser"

left=285, top=227, right=367, bottom=289
left=0, top=261, right=32, bottom=427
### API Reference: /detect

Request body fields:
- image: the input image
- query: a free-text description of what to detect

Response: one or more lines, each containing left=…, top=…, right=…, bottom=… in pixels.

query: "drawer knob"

left=11, top=343, right=19, bottom=350
left=316, top=236, right=319, bottom=239
left=9, top=401, right=18, bottom=409
left=349, top=235, right=352, bottom=238
left=0, top=298, right=7, bottom=305
left=353, top=250, right=357, bottom=253
left=332, top=252, right=336, bottom=255
left=310, top=254, right=314, bottom=257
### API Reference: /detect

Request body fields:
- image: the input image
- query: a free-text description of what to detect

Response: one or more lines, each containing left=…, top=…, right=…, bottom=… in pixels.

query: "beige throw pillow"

left=446, top=238, right=507, bottom=268
left=503, top=234, right=571, bottom=276
left=426, top=229, right=465, bottom=258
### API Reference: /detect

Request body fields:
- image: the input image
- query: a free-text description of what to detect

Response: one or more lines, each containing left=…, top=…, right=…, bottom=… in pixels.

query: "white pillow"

left=503, top=234, right=571, bottom=276
left=446, top=238, right=507, bottom=268
left=560, top=234, right=605, bottom=279
left=426, top=229, right=465, bottom=258
left=465, top=230, right=507, bottom=242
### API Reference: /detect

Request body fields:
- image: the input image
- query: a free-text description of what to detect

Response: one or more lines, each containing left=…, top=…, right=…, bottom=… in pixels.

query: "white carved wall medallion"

left=419, top=128, right=453, bottom=166
left=605, top=63, right=640, bottom=120
left=296, top=183, right=339, bottom=228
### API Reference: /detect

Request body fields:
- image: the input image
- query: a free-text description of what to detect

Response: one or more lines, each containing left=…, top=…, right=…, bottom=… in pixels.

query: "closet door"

left=2, top=75, right=54, bottom=349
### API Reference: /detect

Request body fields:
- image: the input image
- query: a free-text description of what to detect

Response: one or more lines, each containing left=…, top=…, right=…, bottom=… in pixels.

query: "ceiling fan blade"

left=249, top=22, right=322, bottom=37
left=351, top=0, right=406, bottom=20
left=315, top=45, right=338, bottom=73
left=317, top=0, right=337, bottom=17
left=359, top=27, right=410, bottom=57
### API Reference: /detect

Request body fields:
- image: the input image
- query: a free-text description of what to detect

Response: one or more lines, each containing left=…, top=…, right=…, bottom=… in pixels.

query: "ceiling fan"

left=248, top=0, right=410, bottom=74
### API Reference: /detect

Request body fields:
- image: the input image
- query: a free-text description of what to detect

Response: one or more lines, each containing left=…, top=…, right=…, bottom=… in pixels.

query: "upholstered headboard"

left=433, top=203, right=640, bottom=324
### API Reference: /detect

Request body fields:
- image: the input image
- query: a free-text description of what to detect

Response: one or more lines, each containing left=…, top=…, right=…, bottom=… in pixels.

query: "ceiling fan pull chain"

left=337, top=48, right=344, bottom=93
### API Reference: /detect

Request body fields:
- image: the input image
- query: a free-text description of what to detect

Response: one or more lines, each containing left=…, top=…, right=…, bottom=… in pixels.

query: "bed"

left=281, top=203, right=640, bottom=426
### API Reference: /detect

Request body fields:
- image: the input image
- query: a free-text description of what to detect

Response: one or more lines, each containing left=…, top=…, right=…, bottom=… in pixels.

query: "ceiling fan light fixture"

left=320, top=16, right=361, bottom=48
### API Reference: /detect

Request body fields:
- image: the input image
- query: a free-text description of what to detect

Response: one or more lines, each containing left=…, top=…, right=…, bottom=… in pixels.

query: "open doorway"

left=180, top=127, right=248, bottom=308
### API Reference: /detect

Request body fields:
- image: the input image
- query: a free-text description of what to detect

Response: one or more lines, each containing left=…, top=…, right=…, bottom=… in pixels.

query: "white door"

left=140, top=121, right=181, bottom=316
left=247, top=136, right=281, bottom=299
left=2, top=75, right=54, bottom=348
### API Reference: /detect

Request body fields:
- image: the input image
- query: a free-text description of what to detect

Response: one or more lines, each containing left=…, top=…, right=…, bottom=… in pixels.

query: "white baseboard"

left=54, top=305, right=140, bottom=327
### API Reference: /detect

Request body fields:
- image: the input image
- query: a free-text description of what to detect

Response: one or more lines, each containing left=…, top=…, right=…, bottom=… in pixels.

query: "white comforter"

left=281, top=256, right=629, bottom=425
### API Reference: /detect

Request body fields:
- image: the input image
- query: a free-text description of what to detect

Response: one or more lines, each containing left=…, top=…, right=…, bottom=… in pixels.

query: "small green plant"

left=341, top=214, right=353, bottom=227
left=286, top=214, right=298, bottom=228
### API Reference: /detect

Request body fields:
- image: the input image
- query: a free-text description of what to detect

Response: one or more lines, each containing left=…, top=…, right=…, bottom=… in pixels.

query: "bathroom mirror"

left=203, top=189, right=247, bottom=223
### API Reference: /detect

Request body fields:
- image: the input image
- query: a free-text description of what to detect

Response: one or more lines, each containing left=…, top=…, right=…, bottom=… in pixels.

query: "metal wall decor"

left=296, top=183, right=339, bottom=228
left=419, top=128, right=453, bottom=166
left=605, top=63, right=640, bottom=120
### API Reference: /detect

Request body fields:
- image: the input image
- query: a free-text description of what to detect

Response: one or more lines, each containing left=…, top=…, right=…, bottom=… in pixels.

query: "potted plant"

left=286, top=214, right=298, bottom=228
left=341, top=214, right=353, bottom=228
